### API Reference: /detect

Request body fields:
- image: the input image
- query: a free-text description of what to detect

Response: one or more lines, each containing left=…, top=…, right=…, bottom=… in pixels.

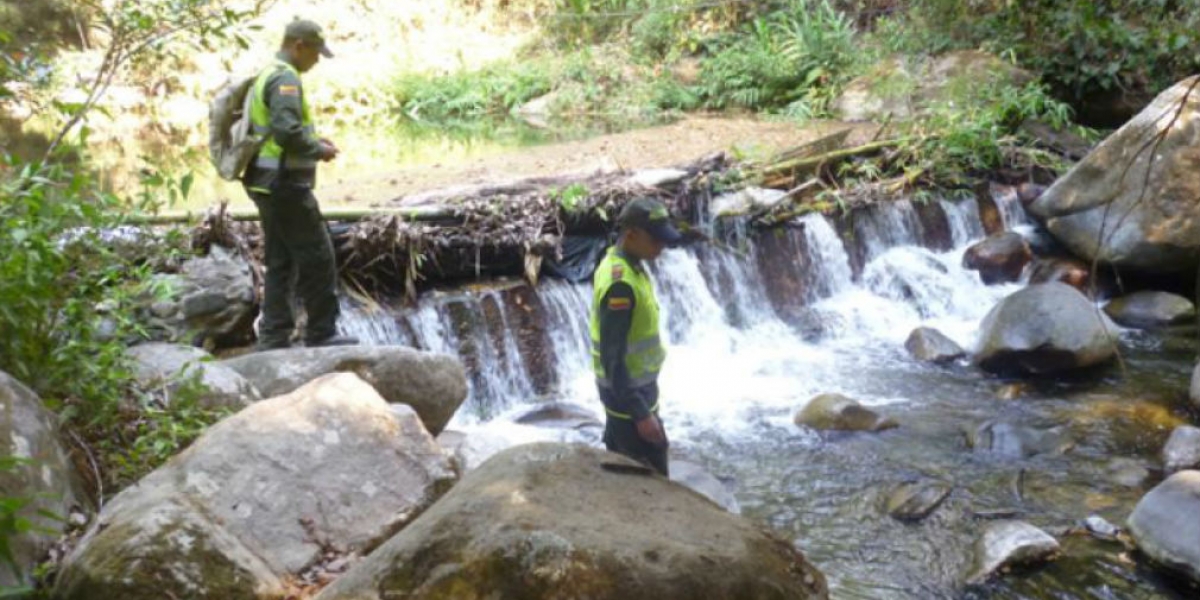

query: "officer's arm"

left=264, top=71, right=323, bottom=159
left=598, top=283, right=653, bottom=421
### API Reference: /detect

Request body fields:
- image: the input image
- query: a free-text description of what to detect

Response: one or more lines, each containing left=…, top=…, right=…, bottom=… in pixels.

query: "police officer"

left=590, top=198, right=682, bottom=476
left=244, top=19, right=357, bottom=350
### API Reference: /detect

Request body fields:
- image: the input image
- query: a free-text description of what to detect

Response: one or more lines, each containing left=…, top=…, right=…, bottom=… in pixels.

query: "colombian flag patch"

left=279, top=85, right=300, bottom=96
left=611, top=265, right=624, bottom=279
left=607, top=297, right=632, bottom=310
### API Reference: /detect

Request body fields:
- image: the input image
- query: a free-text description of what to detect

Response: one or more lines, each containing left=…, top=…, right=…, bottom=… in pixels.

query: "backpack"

left=207, top=73, right=264, bottom=181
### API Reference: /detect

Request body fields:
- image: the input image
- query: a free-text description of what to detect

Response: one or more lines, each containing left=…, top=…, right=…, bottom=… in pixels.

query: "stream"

left=337, top=190, right=1195, bottom=599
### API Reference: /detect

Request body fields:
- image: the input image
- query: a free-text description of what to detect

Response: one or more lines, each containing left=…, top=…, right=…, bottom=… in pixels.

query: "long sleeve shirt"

left=596, top=280, right=657, bottom=421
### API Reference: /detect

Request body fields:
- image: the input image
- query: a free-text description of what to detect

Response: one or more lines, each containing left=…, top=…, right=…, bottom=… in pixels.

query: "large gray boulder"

left=1029, top=76, right=1200, bottom=274
left=1103, top=291, right=1196, bottom=329
left=314, top=443, right=828, bottom=600
left=221, top=346, right=467, bottom=435
left=1163, top=426, right=1200, bottom=474
left=54, top=373, right=457, bottom=600
left=834, top=51, right=1032, bottom=122
left=974, top=283, right=1120, bottom=375
left=144, top=245, right=257, bottom=348
left=0, top=371, right=83, bottom=590
left=967, top=521, right=1060, bottom=584
left=1127, top=470, right=1200, bottom=583
left=963, top=232, right=1033, bottom=285
left=794, top=393, right=898, bottom=432
left=127, top=342, right=260, bottom=410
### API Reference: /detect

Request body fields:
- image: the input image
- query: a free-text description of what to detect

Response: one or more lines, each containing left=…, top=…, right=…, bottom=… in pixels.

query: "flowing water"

left=339, top=194, right=1196, bottom=600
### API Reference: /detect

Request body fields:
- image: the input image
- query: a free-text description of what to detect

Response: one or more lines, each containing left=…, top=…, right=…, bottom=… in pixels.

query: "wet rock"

left=1083, top=515, right=1121, bottom=541
left=1029, top=76, right=1200, bottom=275
left=221, top=345, right=467, bottom=434
left=963, top=232, right=1033, bottom=285
left=886, top=481, right=952, bottom=521
left=1127, top=470, right=1200, bottom=584
left=967, top=521, right=1060, bottom=585
left=834, top=51, right=1031, bottom=122
left=1192, top=362, right=1200, bottom=410
left=314, top=443, right=828, bottom=600
left=513, top=401, right=602, bottom=430
left=905, top=327, right=966, bottom=364
left=1028, top=257, right=1091, bottom=292
left=794, top=393, right=899, bottom=432
left=1103, top=291, right=1196, bottom=329
left=671, top=460, right=741, bottom=514
left=711, top=187, right=789, bottom=218
left=1107, top=457, right=1152, bottom=488
left=0, top=371, right=84, bottom=590
left=143, top=245, right=257, bottom=348
left=966, top=421, right=1072, bottom=458
left=127, top=343, right=260, bottom=410
left=995, top=383, right=1028, bottom=401
left=627, top=168, right=689, bottom=189
left=55, top=373, right=457, bottom=600
left=1163, top=426, right=1200, bottom=474
left=974, top=283, right=1120, bottom=375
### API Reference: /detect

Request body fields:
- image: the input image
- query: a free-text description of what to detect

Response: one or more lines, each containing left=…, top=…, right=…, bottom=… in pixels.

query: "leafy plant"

left=0, top=457, right=59, bottom=597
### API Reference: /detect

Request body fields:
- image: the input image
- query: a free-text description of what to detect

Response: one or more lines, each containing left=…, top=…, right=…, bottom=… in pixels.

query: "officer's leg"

left=603, top=416, right=669, bottom=476
left=272, top=188, right=340, bottom=343
left=251, top=191, right=296, bottom=348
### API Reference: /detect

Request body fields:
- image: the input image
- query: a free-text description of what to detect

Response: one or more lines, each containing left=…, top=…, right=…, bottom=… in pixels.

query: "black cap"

left=285, top=19, right=333, bottom=58
left=618, top=198, right=683, bottom=246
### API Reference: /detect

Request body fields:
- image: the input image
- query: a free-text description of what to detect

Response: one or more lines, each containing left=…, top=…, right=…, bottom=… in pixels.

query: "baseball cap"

left=285, top=19, right=334, bottom=58
left=618, top=198, right=683, bottom=246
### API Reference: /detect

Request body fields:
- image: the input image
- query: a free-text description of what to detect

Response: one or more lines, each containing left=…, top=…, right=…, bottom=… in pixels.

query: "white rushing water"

left=335, top=197, right=1021, bottom=467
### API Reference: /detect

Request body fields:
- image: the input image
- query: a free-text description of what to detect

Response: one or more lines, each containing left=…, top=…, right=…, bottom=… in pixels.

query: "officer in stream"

left=243, top=19, right=357, bottom=350
left=590, top=198, right=683, bottom=476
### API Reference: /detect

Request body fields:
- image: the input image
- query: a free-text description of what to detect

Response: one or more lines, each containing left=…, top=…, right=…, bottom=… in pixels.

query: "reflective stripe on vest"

left=588, top=247, right=666, bottom=392
left=604, top=401, right=660, bottom=420
left=249, top=60, right=316, bottom=172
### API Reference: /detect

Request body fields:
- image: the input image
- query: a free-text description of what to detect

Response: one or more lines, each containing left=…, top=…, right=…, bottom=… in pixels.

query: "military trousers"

left=603, top=414, right=670, bottom=477
left=248, top=182, right=339, bottom=346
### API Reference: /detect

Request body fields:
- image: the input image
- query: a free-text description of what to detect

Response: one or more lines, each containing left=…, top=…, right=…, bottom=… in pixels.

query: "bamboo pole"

left=126, top=205, right=460, bottom=225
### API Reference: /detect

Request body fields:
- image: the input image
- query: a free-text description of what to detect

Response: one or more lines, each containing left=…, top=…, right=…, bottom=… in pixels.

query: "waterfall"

left=992, top=183, right=1031, bottom=230
left=337, top=193, right=1006, bottom=437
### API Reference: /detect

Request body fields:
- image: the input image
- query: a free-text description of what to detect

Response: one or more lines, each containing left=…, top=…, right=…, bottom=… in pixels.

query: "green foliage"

left=694, top=0, right=857, bottom=112
left=394, top=60, right=554, bottom=121
left=0, top=457, right=59, bottom=597
left=886, top=0, right=1200, bottom=109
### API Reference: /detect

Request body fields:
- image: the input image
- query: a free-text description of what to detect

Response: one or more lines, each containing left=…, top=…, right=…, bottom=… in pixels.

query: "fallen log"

left=128, top=206, right=459, bottom=225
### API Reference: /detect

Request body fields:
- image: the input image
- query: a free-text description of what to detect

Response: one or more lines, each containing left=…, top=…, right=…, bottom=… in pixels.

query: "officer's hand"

left=318, top=140, right=339, bottom=161
left=635, top=416, right=667, bottom=447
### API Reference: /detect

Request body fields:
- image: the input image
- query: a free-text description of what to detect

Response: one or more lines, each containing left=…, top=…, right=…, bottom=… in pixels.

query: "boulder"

left=973, top=283, right=1120, bottom=375
left=1192, top=362, right=1200, bottom=410
left=905, top=327, right=966, bottom=364
left=967, top=521, right=1060, bottom=584
left=54, top=373, right=457, bottom=600
left=0, top=371, right=84, bottom=590
left=1163, top=426, right=1200, bottom=474
left=1028, top=258, right=1091, bottom=291
left=221, top=346, right=467, bottom=435
left=1029, top=76, right=1200, bottom=274
left=670, top=459, right=741, bottom=514
left=513, top=401, right=602, bottom=430
left=1127, top=470, right=1200, bottom=583
left=886, top=481, right=952, bottom=521
left=313, top=443, right=828, bottom=600
left=1103, top=291, right=1196, bottom=329
left=127, top=343, right=260, bottom=410
left=963, top=232, right=1033, bottom=284
left=1107, top=457, right=1151, bottom=488
left=143, top=245, right=257, bottom=348
left=1083, top=515, right=1121, bottom=541
left=966, top=421, right=1072, bottom=458
left=794, top=393, right=899, bottom=432
left=834, top=51, right=1032, bottom=123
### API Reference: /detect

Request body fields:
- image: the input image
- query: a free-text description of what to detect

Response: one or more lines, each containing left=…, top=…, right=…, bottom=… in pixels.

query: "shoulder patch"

left=607, top=297, right=632, bottom=310
left=278, top=84, right=300, bottom=96
left=611, top=264, right=625, bottom=280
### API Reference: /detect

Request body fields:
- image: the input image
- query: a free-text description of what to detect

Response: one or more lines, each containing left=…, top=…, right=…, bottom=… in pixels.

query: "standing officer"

left=244, top=19, right=357, bottom=350
left=590, top=198, right=682, bottom=476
